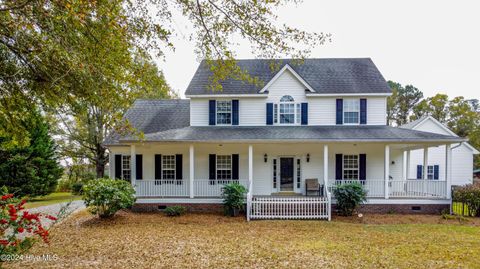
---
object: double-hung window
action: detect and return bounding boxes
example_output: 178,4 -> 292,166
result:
216,155 -> 232,181
343,155 -> 359,180
122,155 -> 131,180
343,99 -> 360,124
275,95 -> 300,124
162,155 -> 176,180
216,101 -> 232,125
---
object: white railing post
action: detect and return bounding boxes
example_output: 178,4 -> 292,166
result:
384,144 -> 390,199
446,144 -> 452,199
130,145 -> 136,188
323,144 -> 329,193
189,144 -> 194,198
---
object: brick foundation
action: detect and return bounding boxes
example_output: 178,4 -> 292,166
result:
132,203 -> 223,213
343,203 -> 449,215
133,202 -> 449,215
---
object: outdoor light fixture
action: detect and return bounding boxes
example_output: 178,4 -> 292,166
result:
264,154 -> 268,162
306,153 -> 310,162
391,161 -> 395,165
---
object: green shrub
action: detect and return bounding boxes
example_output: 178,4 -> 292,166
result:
453,183 -> 480,217
333,182 -> 367,216
57,178 -> 72,192
71,182 -> 84,195
221,183 -> 247,216
164,205 -> 187,217
83,178 -> 136,218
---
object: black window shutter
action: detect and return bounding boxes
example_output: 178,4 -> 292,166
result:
360,98 -> 367,124
266,103 -> 273,125
232,154 -> 239,180
416,165 -> 422,179
335,154 -> 343,180
114,155 -> 122,179
336,99 -> 343,125
136,155 -> 143,180
232,100 -> 239,125
359,154 -> 366,181
176,154 -> 183,180
155,154 -> 162,179
433,165 -> 439,180
301,103 -> 308,125
209,100 -> 216,125
209,154 -> 216,180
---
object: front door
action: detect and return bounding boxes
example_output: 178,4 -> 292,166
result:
280,157 -> 294,192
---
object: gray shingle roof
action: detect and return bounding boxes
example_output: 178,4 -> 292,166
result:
185,58 -> 392,95
118,125 -> 463,143
104,99 -> 190,145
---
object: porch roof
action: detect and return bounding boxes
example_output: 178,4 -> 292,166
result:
115,125 -> 464,144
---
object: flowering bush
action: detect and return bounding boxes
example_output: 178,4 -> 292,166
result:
83,178 -> 136,218
0,191 -> 55,256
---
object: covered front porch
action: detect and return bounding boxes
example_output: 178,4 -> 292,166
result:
109,140 -> 454,219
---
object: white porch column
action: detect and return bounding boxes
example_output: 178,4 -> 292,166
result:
130,145 -> 136,187
423,147 -> 428,195
323,144 -> 329,190
384,145 -> 390,199
402,150 -> 407,181
108,150 -> 114,179
189,144 -> 194,198
406,150 -> 411,180
248,145 -> 253,192
446,144 -> 452,199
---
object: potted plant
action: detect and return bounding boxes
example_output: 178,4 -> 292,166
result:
221,183 -> 247,217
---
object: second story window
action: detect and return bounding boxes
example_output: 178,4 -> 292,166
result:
343,99 -> 360,124
216,101 -> 232,125
275,95 -> 300,125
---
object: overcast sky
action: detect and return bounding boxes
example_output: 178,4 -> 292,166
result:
156,0 -> 479,100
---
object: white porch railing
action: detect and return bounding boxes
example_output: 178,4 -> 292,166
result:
249,196 -> 330,220
194,179 -> 249,197
328,179 -> 385,198
136,180 -> 189,197
135,179 -> 249,198
389,179 -> 447,198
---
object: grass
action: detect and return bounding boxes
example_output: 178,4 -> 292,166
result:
6,211 -> 480,269
24,192 -> 82,209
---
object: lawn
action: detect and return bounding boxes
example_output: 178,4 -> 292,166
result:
6,211 -> 480,269
24,192 -> 82,209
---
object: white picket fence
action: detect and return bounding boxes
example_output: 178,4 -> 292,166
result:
249,195 -> 331,220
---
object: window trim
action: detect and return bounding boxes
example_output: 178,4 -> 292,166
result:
121,155 -> 131,181
216,100 -> 232,125
342,154 -> 359,180
274,95 -> 301,125
343,98 -> 360,125
162,155 -> 176,180
216,154 -> 232,180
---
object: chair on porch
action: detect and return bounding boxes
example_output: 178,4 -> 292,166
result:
305,178 -> 324,196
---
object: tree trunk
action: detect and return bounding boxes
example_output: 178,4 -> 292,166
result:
95,144 -> 107,178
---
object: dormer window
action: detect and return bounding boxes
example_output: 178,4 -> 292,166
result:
216,100 -> 232,125
274,95 -> 300,125
343,99 -> 360,124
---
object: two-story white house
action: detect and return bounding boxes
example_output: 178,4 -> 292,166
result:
105,58 -> 473,220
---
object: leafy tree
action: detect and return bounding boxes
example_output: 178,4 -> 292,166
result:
387,81 -> 423,126
1,0 -> 328,145
0,111 -> 63,197
411,94 -> 449,123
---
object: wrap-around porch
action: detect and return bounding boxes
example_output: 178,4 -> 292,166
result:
110,141 -> 453,220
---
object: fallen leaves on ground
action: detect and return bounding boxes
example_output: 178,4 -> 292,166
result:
5,210 -> 480,269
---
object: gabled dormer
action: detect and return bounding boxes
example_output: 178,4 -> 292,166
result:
185,58 -> 392,126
